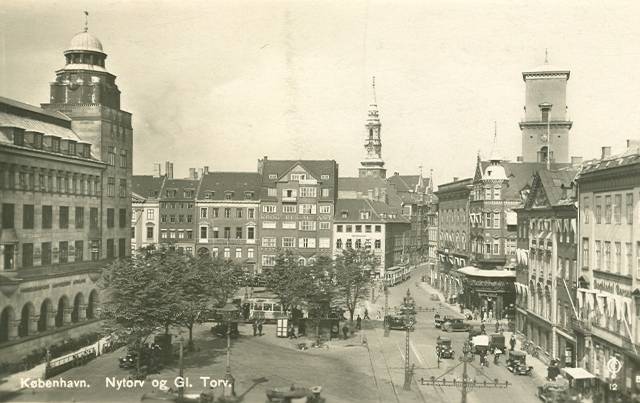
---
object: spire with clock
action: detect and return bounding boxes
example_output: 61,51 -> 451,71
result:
359,76 -> 387,178
518,50 -> 572,164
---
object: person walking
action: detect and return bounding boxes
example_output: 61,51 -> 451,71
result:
495,320 -> 500,333
509,334 -> 516,351
257,320 -> 263,336
364,309 -> 370,320
356,315 -> 362,330
252,320 -> 257,336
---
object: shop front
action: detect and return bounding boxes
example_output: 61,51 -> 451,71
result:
457,266 -> 515,320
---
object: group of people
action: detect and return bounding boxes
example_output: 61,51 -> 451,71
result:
251,319 -> 264,336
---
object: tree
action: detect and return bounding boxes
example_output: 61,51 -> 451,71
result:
334,248 -> 377,322
264,250 -> 308,312
199,256 -> 244,308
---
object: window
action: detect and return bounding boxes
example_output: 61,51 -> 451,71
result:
365,225 -> 372,233
336,239 -> 343,249
120,149 -> 128,168
212,228 -> 219,238
211,208 -> 218,218
614,194 -> 622,224
107,146 -> 115,166
319,205 -> 331,214
262,221 -> 276,229
170,215 -> 176,223
248,208 -> 255,219
615,242 -> 621,274
299,238 -> 316,248
107,177 -> 115,197
22,204 -> 34,229
319,238 -> 330,248
355,239 -> 362,249
282,205 -> 296,213
186,230 -> 193,239
375,225 -> 381,232
42,205 -> 52,229
626,193 -> 633,224
161,230 -> 168,239
22,243 -> 33,268
183,189 -> 194,198
90,207 -> 98,229
299,187 -> 317,198
263,205 -> 276,213
298,204 -> 316,214
247,227 -> 255,240
637,242 -> 640,278
375,240 -> 381,249
282,237 -> 295,247
337,225 -> 343,232
595,241 -> 602,270
147,209 -> 154,220
319,222 -> 330,230
493,239 -> 499,255
118,238 -> 126,258
604,242 -> 611,271
224,227 -> 231,239
321,174 -> 330,180
178,214 -> 184,223
236,227 -> 242,239
2,204 -> 15,229
299,221 -> 316,231
146,226 -> 154,239
244,192 -> 253,199
267,188 -> 277,197
119,209 -> 127,228
119,179 -> 127,198
283,189 -> 296,198
290,173 -> 306,181
485,212 -> 491,228
161,215 -> 167,223
178,231 -> 185,239
247,248 -> 254,258
59,206 -> 69,229
74,207 -> 84,229
321,188 -> 330,198
493,213 -> 500,228
626,242 -> 632,275
236,208 -> 243,218
223,248 -> 230,258
485,188 -> 492,200
200,226 -> 208,239
200,208 -> 207,218
354,225 -> 362,232
262,255 -> 276,267
262,237 -> 276,247
346,225 -> 352,232
235,248 -> 242,258
59,241 -> 69,263
41,242 -> 51,265
220,208 -> 229,218
605,196 -> 612,224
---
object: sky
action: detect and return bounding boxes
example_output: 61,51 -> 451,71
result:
2,0 -> 640,186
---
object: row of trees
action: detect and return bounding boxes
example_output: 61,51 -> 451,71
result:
99,247 -> 243,350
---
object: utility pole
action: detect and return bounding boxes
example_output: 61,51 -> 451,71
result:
383,285 -> 390,337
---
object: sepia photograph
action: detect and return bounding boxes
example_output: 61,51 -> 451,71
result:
1,1 -> 640,402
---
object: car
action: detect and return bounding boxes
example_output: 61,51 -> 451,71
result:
506,350 -> 533,375
489,333 -> 506,354
442,318 -> 471,332
436,336 -> 454,359
429,294 -> 440,302
385,315 -> 416,330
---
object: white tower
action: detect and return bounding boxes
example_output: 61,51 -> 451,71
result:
359,77 -> 386,178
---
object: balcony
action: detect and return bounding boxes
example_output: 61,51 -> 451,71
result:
281,196 -> 297,203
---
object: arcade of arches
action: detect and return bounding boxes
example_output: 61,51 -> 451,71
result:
0,289 -> 99,343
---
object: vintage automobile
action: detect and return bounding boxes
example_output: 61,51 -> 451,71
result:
436,336 -> 454,359
507,350 -> 533,375
266,385 -> 324,403
385,314 -> 415,330
434,313 -> 445,328
442,318 -> 471,332
429,294 -> 441,302
119,352 -> 137,369
471,334 -> 490,356
489,333 -> 506,354
537,381 -> 572,403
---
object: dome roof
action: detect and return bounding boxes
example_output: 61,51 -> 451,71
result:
66,31 -> 104,54
483,163 -> 507,181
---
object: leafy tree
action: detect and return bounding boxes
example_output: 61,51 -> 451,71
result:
264,250 -> 307,312
334,248 -> 377,322
199,256 -> 244,308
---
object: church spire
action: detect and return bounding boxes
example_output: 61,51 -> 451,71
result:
358,76 -> 386,179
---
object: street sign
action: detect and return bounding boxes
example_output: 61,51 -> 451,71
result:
607,357 -> 622,378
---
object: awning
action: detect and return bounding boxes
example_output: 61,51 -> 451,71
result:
506,211 -> 517,226
562,367 -> 596,380
596,295 -> 606,318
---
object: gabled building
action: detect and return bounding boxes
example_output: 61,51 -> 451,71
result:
131,175 -> 164,251
158,178 -> 198,254
257,158 -> 338,271
514,167 -> 578,366
195,172 -> 260,272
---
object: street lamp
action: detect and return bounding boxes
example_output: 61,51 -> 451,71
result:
218,303 -> 240,399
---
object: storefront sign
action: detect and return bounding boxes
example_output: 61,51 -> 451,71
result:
467,279 -> 514,292
593,279 -> 631,298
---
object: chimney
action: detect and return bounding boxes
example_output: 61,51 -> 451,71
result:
601,146 -> 611,160
203,166 -> 209,175
394,172 -> 399,176
571,156 -> 583,166
153,163 -> 162,178
189,168 -> 198,180
627,139 -> 640,150
516,156 -> 523,162
453,177 -> 459,182
165,161 -> 174,179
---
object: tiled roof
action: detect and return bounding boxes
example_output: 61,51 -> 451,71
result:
161,178 -> 199,200
132,175 -> 165,200
335,198 -> 409,223
260,159 -> 338,185
337,176 -> 404,208
578,144 -> 640,177
388,174 -> 430,192
197,172 -> 261,200
537,168 -> 578,206
478,161 -> 571,200
0,96 -> 71,122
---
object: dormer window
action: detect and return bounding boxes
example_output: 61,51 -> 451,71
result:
51,137 -> 61,152
360,211 -> 371,219
290,173 -> 306,181
205,191 -> 215,199
244,191 -> 253,199
13,131 -> 24,146
225,191 -> 234,200
268,174 -> 277,180
321,174 -> 330,180
341,211 -> 348,218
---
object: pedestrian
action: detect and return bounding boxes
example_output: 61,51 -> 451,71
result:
509,334 -> 516,351
257,320 -> 263,336
495,320 -> 500,333
364,309 -> 370,320
376,311 -> 381,320
356,315 -> 362,330
252,320 -> 257,336
342,324 -> 349,339
480,323 -> 486,334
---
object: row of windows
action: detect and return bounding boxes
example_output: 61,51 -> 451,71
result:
583,192 -> 635,225
469,212 -> 501,228
202,191 -> 255,200
198,226 -> 255,240
160,202 -> 195,209
1,203 -> 103,230
262,221 -> 331,230
106,146 -> 128,169
261,237 -> 331,249
163,189 -> 196,198
335,238 -> 382,250
17,238 -> 123,268
161,214 -> 193,223
470,238 -> 517,256
472,185 -> 502,201
0,169 -> 101,196
440,208 -> 468,225
336,224 -> 382,233
262,204 -> 331,214
161,230 -> 193,240
210,247 -> 255,259
106,177 -> 127,198
200,207 -> 255,219
581,238 -> 639,277
440,231 -> 467,251
266,187 -> 330,198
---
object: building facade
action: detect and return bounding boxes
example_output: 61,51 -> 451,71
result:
576,142 -> 640,401
158,179 -> 198,254
257,158 -> 338,271
131,175 -> 163,251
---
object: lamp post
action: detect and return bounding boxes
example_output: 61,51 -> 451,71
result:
218,303 -> 239,399
178,337 -> 184,401
383,285 -> 390,337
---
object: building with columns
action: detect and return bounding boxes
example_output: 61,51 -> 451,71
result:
0,26 -> 131,362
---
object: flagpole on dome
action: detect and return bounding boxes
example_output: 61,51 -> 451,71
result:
84,11 -> 89,33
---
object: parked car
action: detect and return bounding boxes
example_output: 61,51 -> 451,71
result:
506,350 -> 533,375
385,314 -> 415,330
436,336 -> 454,359
442,318 -> 471,332
434,313 -> 445,328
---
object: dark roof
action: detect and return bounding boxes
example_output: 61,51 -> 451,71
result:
132,175 -> 165,199
478,161 -> 571,200
578,144 -> 640,177
337,176 -> 404,208
335,199 -> 409,223
434,178 -> 473,195
388,174 -> 430,193
537,168 -> 578,206
0,96 -> 71,122
161,178 -> 199,200
260,159 -> 338,185
197,172 -> 261,200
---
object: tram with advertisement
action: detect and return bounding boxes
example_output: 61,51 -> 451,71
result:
384,264 -> 412,287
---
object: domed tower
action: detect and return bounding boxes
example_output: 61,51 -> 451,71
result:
42,17 -> 132,261
358,77 -> 386,178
